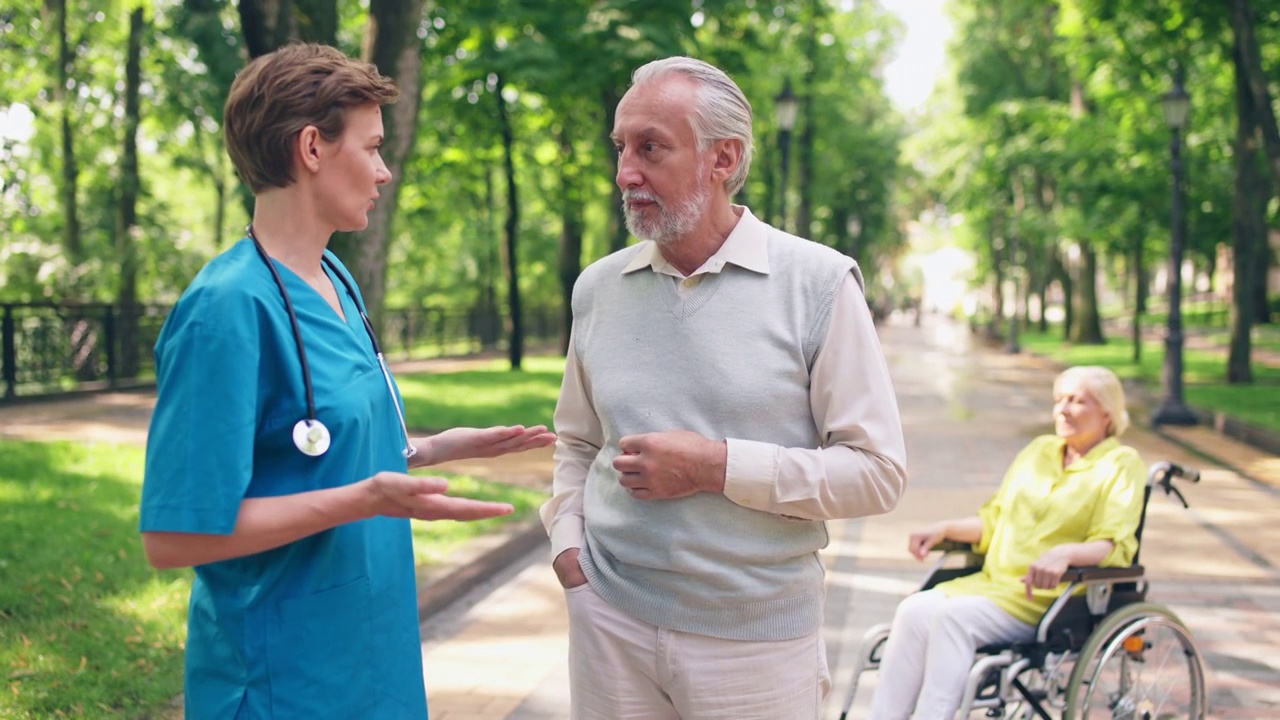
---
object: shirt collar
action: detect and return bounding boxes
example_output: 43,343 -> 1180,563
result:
1051,435 -> 1121,472
620,205 -> 771,276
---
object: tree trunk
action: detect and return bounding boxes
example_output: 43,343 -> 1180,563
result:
601,86 -> 629,254
495,74 -> 523,370
238,0 -> 337,56
46,0 -> 81,263
1228,0 -> 1280,199
1070,245 -> 1105,344
1038,284 -> 1049,333
295,0 -> 337,45
1228,35 -> 1268,383
987,238 -> 1005,341
1131,235 -> 1143,364
557,123 -> 583,355
327,0 -> 425,334
238,0 -> 298,58
213,151 -> 227,248
478,165 -> 500,349
1050,249 -> 1074,340
117,6 -> 145,379
1254,235 -> 1274,324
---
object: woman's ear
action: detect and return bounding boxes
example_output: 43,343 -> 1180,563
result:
296,125 -> 323,174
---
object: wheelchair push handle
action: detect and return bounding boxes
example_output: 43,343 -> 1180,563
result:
1149,461 -> 1199,509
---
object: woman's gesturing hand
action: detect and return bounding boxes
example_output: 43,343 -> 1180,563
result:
413,425 -> 556,467
362,472 -> 514,521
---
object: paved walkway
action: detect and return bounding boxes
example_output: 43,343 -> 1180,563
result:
3,319 -> 1278,718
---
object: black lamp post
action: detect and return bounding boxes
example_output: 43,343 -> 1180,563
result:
1152,70 -> 1198,427
775,81 -> 798,233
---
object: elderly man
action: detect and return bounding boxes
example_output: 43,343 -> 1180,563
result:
540,56 -> 908,719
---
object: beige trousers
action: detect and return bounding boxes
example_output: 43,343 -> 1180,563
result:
564,582 -> 830,720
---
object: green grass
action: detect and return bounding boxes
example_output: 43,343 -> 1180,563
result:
1018,330 -> 1280,431
0,441 -> 189,719
409,476 -> 547,566
0,437 -> 544,719
397,355 -> 565,431
1197,324 -> 1280,356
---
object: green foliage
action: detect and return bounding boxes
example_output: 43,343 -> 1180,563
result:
911,0 -> 1277,355
2,0 -> 908,317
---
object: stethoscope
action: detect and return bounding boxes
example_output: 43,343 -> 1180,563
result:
247,226 -> 416,460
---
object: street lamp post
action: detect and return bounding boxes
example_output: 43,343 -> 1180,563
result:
775,81 -> 798,233
1152,69 -> 1198,427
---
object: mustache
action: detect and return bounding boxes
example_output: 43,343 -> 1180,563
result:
622,189 -> 661,205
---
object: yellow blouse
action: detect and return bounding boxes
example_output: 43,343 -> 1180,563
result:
939,435 -> 1146,626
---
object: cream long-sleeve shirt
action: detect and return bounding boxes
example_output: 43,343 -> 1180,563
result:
540,211 -> 908,560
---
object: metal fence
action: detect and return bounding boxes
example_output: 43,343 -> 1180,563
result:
1,302 -> 563,402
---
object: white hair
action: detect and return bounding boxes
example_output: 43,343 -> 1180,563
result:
1055,365 -> 1131,437
629,56 -> 755,196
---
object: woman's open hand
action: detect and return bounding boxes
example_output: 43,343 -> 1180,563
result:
413,425 -> 556,467
362,471 -> 514,521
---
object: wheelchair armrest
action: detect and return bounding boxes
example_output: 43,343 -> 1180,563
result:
920,542 -> 986,591
1062,565 -> 1144,584
1036,565 -> 1148,644
934,540 -> 977,554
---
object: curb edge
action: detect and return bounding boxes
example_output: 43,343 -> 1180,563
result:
416,520 -> 549,622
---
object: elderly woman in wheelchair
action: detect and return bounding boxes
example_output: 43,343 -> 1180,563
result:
845,366 -> 1206,720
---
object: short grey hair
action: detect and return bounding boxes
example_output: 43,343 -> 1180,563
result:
1055,365 -> 1131,437
630,56 -> 755,196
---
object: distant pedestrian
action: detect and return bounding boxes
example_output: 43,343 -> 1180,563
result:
138,43 -> 553,719
541,56 -> 908,719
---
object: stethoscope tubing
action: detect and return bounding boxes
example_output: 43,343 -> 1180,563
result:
247,226 -> 415,459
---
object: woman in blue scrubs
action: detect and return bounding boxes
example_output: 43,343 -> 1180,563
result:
139,44 -> 555,719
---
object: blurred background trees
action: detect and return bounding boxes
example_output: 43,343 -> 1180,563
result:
1,0 -> 1276,379
0,0 -> 906,369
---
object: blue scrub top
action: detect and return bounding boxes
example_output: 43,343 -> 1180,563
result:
140,239 -> 428,719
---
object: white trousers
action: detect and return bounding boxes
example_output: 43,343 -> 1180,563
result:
564,583 -> 830,719
867,589 -> 1035,720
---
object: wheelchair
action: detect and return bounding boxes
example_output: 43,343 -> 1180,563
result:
837,461 -> 1208,720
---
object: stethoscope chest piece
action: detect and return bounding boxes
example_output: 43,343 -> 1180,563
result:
249,225 -> 415,460
293,419 -> 332,457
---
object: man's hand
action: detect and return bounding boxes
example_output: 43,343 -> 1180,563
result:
412,425 -> 556,467
361,471 -> 514,521
1022,545 -> 1073,600
612,431 -> 727,501
553,548 -> 588,589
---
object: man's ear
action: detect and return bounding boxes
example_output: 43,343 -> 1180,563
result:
296,125 -> 323,174
710,138 -> 743,185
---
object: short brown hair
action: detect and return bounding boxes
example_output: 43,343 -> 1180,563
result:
223,43 -> 399,193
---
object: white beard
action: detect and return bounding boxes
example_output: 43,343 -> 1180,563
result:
622,177 -> 710,246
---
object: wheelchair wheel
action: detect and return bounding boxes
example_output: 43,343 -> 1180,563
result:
1063,602 -> 1207,719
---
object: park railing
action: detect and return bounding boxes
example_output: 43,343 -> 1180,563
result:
0,302 -> 562,402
